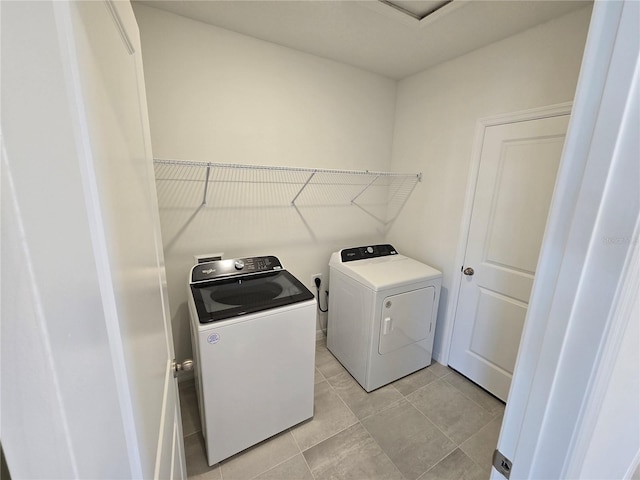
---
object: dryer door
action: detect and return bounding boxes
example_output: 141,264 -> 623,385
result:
379,287 -> 435,355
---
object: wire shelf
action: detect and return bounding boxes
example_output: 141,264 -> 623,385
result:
153,159 -> 421,224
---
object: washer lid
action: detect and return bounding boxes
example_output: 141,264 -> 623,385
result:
190,270 -> 314,323
330,251 -> 441,291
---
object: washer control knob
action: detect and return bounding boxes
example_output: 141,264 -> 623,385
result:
367,246 -> 374,254
234,259 -> 245,270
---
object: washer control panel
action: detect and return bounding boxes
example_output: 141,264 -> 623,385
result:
192,256 -> 282,282
341,244 -> 398,262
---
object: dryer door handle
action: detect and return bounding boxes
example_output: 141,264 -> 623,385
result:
382,317 -> 392,335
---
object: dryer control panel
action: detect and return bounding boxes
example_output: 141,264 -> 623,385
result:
341,244 -> 398,262
192,256 -> 283,282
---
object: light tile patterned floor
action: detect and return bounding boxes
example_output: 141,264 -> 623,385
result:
180,338 -> 504,480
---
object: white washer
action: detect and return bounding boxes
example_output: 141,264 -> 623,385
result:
328,244 -> 442,392
188,256 -> 315,466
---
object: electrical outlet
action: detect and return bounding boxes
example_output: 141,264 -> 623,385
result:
312,273 -> 322,289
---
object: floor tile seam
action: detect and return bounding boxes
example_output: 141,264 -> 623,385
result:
321,360 -> 435,421
298,445 -> 318,480
460,443 -> 494,479
442,372 -> 505,417
420,443 -> 459,480
356,399 -> 460,480
182,418 -> 202,438
414,446 -> 462,480
288,425 -> 307,459
182,426 -> 202,440
333,386 -> 406,423
300,420 -> 401,480
440,377 -> 503,431
357,397 -> 406,423
491,409 -> 505,420
320,369 -> 346,382
297,418 -> 360,454
393,373 -> 441,398
244,450 -> 303,480
321,375 -> 363,420
371,430 -> 459,480
314,353 -> 345,380
388,382 -> 404,398
355,423 -> 409,480
458,417 -> 501,470
183,430 -> 203,441
458,440 -> 491,475
403,391 -> 462,448
402,373 -> 449,399
425,362 -> 451,380
464,412 -> 502,443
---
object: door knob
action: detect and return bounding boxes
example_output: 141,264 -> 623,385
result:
463,267 -> 475,276
173,359 -> 194,377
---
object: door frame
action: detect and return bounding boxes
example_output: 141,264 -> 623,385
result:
493,0 -> 639,477
440,102 -> 572,366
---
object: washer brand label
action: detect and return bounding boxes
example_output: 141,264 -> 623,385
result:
202,268 -> 216,275
207,333 -> 220,344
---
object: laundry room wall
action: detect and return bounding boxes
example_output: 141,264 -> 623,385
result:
385,6 -> 593,362
132,4 -> 398,364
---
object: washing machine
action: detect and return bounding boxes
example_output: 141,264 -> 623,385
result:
327,244 -> 442,392
188,255 -> 316,466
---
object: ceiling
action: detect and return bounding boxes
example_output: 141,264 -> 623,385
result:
135,0 -> 590,80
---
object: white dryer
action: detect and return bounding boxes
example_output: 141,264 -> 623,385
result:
327,244 -> 442,392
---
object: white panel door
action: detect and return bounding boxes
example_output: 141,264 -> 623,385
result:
1,1 -> 185,478
449,115 -> 569,401
68,2 -> 186,477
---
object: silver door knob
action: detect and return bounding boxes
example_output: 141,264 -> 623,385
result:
173,359 -> 194,377
463,267 -> 475,276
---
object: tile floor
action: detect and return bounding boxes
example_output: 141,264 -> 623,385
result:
180,338 -> 504,480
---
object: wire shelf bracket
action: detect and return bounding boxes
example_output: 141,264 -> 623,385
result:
153,159 -> 422,223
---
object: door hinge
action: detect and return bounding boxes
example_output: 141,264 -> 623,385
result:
493,449 -> 512,479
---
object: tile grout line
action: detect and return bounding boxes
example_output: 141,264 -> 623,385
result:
316,351 -> 469,480
296,414 -> 360,454
439,373 -> 504,435
458,414 -> 503,475
183,354 -> 498,480
403,378 -> 466,448
415,447 -> 458,480
287,425 -> 318,480
356,390 -> 456,480
305,361 -> 408,479
442,371 -> 506,417
330,369 -> 457,480
245,449 -> 302,480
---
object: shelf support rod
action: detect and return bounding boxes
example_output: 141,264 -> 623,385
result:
201,164 -> 211,205
291,171 -> 316,206
351,175 -> 380,204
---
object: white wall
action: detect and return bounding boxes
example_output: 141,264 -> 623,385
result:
386,6 -> 592,361
133,4 -> 398,363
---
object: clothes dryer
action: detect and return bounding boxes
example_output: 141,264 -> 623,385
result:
328,244 -> 441,392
